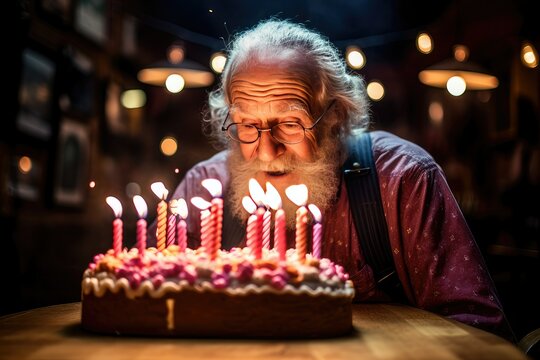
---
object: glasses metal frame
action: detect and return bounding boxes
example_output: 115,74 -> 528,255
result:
221,100 -> 335,144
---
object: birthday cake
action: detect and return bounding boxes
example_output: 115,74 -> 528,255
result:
81,245 -> 354,338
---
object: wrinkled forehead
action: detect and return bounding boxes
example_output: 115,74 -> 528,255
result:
227,50 -> 319,115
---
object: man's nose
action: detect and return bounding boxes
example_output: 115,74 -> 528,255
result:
257,131 -> 282,162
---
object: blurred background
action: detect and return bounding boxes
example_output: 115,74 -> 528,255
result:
3,0 -> 539,341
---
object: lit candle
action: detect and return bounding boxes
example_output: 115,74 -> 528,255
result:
191,196 -> 214,257
175,198 -> 188,252
106,196 -> 123,256
286,184 -> 309,262
133,195 -> 148,256
151,182 -> 169,252
201,179 -> 223,259
167,199 -> 177,248
248,179 -> 269,251
242,195 -> 261,259
308,204 -> 322,259
266,182 -> 286,261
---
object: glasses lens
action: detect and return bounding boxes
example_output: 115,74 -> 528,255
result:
228,124 -> 259,143
272,123 -> 305,144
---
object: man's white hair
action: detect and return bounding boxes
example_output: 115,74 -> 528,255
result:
203,18 -> 371,150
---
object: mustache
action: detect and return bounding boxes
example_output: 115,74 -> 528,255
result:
235,153 -> 302,174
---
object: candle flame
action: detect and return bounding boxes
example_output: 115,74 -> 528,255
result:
285,184 -> 308,206
265,182 -> 282,210
308,204 -> 322,223
171,198 -> 188,218
201,178 -> 222,197
242,195 -> 257,214
248,178 -> 266,206
169,199 -> 179,215
106,196 -> 122,218
151,182 -> 169,200
191,196 -> 211,210
133,195 -> 148,218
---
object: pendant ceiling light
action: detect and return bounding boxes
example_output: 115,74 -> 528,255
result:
419,44 -> 498,90
137,43 -> 215,90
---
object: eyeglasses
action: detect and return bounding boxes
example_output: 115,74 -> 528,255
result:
221,100 -> 335,144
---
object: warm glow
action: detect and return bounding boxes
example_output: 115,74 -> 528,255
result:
165,74 -> 185,93
191,196 -> 212,210
160,136 -> 178,156
202,178 -> 223,197
285,184 -> 308,206
521,42 -> 538,68
447,76 -> 466,96
265,182 -> 282,210
367,81 -> 385,101
133,195 -> 148,218
345,46 -> 366,69
106,196 -> 123,217
18,156 -> 32,174
308,204 -> 322,222
210,52 -> 227,73
416,32 -> 433,54
428,101 -> 444,125
174,168 -> 180,173
419,68 -> 498,90
167,44 -> 185,64
453,44 -> 469,62
242,196 -> 257,214
89,180 -> 96,188
121,89 -> 146,109
151,182 -> 169,200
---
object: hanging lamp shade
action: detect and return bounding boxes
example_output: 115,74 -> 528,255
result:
419,44 -> 498,90
137,43 -> 214,88
137,58 -> 215,88
419,57 -> 499,90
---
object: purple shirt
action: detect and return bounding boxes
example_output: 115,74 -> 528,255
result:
154,130 -> 514,341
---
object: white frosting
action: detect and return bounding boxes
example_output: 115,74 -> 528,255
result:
82,272 -> 355,299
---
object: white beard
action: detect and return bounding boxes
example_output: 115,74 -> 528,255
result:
226,141 -> 341,229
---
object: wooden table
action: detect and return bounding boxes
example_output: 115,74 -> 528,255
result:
0,302 -> 527,360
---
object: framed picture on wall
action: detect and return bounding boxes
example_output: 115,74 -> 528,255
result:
17,48 -> 57,141
53,118 -> 90,207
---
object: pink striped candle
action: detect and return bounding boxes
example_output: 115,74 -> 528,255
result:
106,196 -> 123,256
246,213 -> 259,258
202,179 -> 223,260
166,207 -> 176,248
176,198 -> 188,252
211,198 -> 223,259
275,208 -> 286,261
200,209 -> 214,254
191,196 -> 213,256
262,209 -> 271,250
177,218 -> 187,252
133,195 -> 148,256
266,182 -> 286,261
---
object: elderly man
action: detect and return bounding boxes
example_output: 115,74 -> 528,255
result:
154,19 -> 514,341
